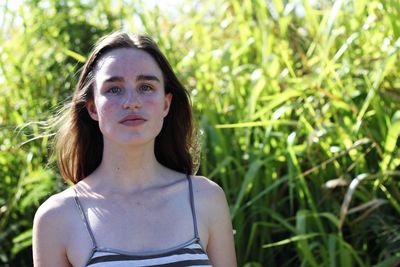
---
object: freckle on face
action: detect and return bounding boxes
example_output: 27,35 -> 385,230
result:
89,48 -> 171,146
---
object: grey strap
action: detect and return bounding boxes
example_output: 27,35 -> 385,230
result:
72,187 -> 98,249
186,175 -> 200,239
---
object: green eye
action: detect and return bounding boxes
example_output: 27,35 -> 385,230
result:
139,84 -> 153,92
108,86 -> 122,94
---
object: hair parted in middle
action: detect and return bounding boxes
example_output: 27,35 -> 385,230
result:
55,31 -> 199,184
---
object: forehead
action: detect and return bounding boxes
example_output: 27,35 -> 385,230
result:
94,48 -> 163,83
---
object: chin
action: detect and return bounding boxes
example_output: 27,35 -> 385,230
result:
102,127 -> 162,147
112,135 -> 156,147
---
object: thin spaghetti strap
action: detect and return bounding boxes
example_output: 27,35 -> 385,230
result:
72,187 -> 98,249
186,174 -> 200,239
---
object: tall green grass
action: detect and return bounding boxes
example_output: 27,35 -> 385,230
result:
1,0 -> 399,266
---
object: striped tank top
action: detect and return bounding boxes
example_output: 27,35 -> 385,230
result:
73,175 -> 213,266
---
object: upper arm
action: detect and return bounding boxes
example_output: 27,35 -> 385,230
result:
200,180 -> 237,267
33,197 -> 72,267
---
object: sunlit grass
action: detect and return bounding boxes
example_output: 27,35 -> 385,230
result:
0,0 -> 399,266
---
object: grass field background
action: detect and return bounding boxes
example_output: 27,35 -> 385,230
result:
0,0 -> 399,266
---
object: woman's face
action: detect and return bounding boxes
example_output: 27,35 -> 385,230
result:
87,48 -> 172,147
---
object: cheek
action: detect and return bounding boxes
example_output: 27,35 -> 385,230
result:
143,96 -> 167,113
143,98 -> 159,107
96,98 -> 120,118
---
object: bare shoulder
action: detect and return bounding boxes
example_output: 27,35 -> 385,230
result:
190,175 -> 226,197
34,187 -> 76,227
33,187 -> 77,266
190,175 -> 237,266
189,175 -> 229,221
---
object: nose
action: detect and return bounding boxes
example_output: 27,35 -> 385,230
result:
122,88 -> 141,110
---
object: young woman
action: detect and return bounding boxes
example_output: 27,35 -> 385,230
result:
32,32 -> 236,267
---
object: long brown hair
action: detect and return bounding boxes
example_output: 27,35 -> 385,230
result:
55,31 -> 198,184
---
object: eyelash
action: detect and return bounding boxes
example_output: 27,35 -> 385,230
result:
106,84 -> 155,94
107,86 -> 122,94
139,84 -> 154,92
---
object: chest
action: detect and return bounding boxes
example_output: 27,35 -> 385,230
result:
66,190 -> 203,267
88,194 -> 194,245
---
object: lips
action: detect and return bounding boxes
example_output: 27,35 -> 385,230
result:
119,114 -> 147,126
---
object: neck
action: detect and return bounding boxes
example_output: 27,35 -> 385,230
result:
90,140 -> 165,192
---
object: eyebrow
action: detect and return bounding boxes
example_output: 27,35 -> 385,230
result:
103,75 -> 161,83
136,75 -> 161,82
